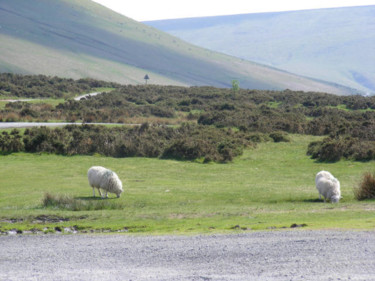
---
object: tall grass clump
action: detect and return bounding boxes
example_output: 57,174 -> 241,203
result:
42,193 -> 125,211
354,172 -> 375,200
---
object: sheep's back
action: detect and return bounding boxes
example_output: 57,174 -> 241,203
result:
315,171 -> 334,186
88,166 -> 107,188
316,177 -> 340,199
88,166 -> 123,194
316,177 -> 335,197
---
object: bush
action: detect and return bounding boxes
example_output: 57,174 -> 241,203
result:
307,137 -> 375,162
306,140 -> 322,159
3,124 -> 253,163
269,131 -> 290,142
354,172 -> 375,200
162,139 -> 207,161
0,130 -> 24,152
318,140 -> 344,162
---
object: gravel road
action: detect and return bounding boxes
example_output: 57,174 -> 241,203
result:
1,230 -> 374,281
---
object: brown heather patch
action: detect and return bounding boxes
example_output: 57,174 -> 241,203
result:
354,172 -> 375,200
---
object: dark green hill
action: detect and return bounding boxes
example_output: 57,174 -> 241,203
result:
0,0 -> 356,94
145,6 -> 375,95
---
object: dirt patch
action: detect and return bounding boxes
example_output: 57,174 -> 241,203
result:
31,215 -> 88,224
0,218 -> 24,223
32,215 -> 71,223
268,223 -> 308,230
0,215 -> 88,225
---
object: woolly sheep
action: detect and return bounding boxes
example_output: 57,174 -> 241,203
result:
315,170 -> 341,203
88,166 -> 123,198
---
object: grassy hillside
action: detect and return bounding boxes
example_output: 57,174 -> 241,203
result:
0,0 -> 355,94
145,6 -> 375,94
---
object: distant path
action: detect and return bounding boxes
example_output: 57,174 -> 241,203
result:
1,90 -> 123,130
0,122 -> 124,129
74,92 -> 101,101
0,230 -> 374,281
1,92 -> 118,129
1,91 -> 104,103
1,99 -> 37,102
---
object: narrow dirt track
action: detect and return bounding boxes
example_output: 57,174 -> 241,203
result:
0,122 -> 128,129
1,230 -> 374,280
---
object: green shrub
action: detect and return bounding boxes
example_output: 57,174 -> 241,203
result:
162,139 -> 208,161
318,140 -> 343,162
5,124 -> 252,163
0,130 -> 24,152
269,131 -> 290,142
307,137 -> 375,162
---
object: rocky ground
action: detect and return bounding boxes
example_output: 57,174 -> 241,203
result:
1,230 -> 374,280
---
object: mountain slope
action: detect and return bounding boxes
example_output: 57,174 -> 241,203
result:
0,0 -> 356,94
146,6 -> 375,94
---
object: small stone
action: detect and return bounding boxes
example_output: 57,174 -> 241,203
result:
55,226 -> 62,232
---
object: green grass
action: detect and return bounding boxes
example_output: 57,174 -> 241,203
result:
0,98 -> 65,109
0,134 -> 374,234
324,104 -> 375,113
267,101 -> 282,108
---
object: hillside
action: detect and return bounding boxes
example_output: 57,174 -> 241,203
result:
145,6 -> 375,95
0,0 -> 356,94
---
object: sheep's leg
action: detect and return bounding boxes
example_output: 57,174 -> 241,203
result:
98,188 -> 103,198
93,188 -> 96,197
105,191 -> 108,198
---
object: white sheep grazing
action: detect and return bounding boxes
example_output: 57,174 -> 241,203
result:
87,166 -> 123,198
315,171 -> 341,203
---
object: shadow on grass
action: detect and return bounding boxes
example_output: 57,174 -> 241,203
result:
283,198 -> 324,203
43,193 -> 125,211
0,151 -> 13,156
74,196 -> 118,201
303,198 -> 324,203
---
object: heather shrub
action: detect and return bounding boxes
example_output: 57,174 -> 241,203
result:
2,124 -> 254,163
307,137 -> 375,162
269,131 -> 290,142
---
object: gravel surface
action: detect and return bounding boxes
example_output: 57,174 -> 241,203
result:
1,230 -> 374,281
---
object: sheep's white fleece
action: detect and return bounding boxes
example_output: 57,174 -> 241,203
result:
315,171 -> 341,203
88,166 -> 123,198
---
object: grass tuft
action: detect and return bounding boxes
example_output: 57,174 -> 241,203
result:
42,193 -> 125,211
354,172 -> 375,200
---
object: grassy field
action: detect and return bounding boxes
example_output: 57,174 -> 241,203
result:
0,134 -> 374,234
